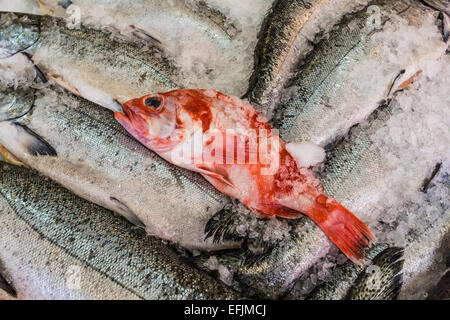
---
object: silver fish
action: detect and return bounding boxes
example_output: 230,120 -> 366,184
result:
246,0 -> 371,112
0,12 -> 179,112
0,86 -> 236,252
0,162 -> 242,299
274,0 -> 447,147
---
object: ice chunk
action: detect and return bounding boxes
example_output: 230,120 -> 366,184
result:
286,142 -> 326,168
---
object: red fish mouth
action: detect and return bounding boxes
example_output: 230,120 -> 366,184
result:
114,100 -> 137,130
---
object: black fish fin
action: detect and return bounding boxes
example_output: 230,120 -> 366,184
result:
109,197 -> 145,228
346,247 -> 404,300
6,123 -> 57,157
129,25 -> 162,46
442,12 -> 450,42
20,52 -> 48,83
204,204 -> 245,243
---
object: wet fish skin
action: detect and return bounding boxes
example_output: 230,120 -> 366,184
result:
0,163 -> 242,300
0,12 -> 179,112
246,0 -> 314,106
0,86 -> 234,252
306,246 -> 404,300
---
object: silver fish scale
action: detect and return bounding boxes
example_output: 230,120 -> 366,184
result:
275,19 -> 367,138
0,163 -> 241,299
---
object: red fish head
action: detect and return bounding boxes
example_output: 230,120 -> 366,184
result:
115,90 -> 214,153
115,93 -> 183,152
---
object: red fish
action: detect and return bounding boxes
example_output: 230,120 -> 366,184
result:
115,89 -> 372,263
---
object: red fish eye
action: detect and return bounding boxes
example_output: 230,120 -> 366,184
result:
144,96 -> 161,109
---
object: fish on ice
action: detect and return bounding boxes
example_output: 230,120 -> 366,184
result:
115,89 -> 373,263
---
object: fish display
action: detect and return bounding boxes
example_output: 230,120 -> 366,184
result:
115,89 -> 373,263
0,162 -> 242,299
0,12 -> 179,112
0,86 -> 235,252
0,0 -> 448,301
272,0 -> 447,147
306,245 -> 404,300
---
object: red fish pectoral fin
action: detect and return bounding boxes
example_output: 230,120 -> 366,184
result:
306,199 -> 373,264
196,165 -> 237,192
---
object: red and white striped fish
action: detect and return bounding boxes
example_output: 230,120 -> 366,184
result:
115,89 -> 372,263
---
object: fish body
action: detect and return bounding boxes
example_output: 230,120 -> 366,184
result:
246,0 -> 371,111
116,89 -> 373,263
0,86 -> 234,252
273,0 -> 447,147
0,163 -> 242,299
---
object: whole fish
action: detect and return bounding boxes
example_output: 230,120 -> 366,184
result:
246,0 -> 371,112
0,163 -> 242,299
0,86 -> 234,252
306,245 -> 404,300
115,89 -> 373,263
273,0 -> 448,147
0,12 -> 179,112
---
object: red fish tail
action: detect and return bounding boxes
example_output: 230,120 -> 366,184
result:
307,197 -> 373,264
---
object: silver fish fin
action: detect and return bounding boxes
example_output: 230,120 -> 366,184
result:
109,197 -> 145,228
443,12 -> 450,42
345,247 -> 404,300
0,122 -> 57,157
